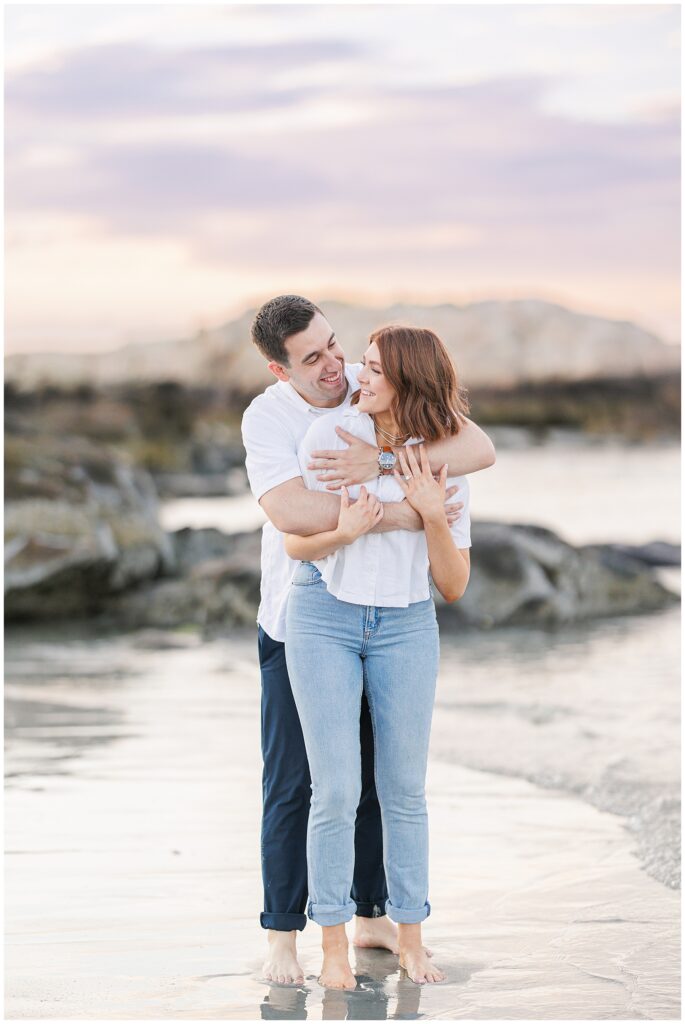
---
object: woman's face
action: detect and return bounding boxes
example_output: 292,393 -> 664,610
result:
356,340 -> 397,416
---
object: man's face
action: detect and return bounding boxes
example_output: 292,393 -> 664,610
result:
268,312 -> 347,408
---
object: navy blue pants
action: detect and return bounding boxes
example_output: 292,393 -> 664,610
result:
258,625 -> 388,931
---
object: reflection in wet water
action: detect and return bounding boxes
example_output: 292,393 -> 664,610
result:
258,960 -> 425,1021
256,948 -> 479,1020
5,695 -> 128,783
260,983 -> 309,1020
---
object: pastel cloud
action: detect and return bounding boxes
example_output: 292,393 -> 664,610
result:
6,38 -> 363,117
4,13 -> 680,352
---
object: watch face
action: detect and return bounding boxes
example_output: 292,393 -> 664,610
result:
379,450 -> 396,470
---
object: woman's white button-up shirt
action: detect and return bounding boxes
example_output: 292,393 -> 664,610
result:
297,403 -> 471,608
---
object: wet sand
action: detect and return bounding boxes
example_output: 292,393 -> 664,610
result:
5,627 -> 680,1020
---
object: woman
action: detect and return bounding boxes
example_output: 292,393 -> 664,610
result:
283,325 -> 472,989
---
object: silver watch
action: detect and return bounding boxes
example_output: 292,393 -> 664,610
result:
377,446 -> 397,476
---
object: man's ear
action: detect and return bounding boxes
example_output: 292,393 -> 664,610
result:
267,361 -> 290,383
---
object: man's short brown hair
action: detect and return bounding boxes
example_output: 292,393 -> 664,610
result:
251,295 -> 323,366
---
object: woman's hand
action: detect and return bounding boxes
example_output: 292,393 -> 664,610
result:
393,444 -> 450,524
336,485 -> 384,544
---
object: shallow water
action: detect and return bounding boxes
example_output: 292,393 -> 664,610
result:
434,604 -> 681,889
5,436 -> 681,1018
6,604 -> 680,891
4,617 -> 680,1019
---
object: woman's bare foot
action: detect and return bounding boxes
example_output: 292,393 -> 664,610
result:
262,930 -> 305,985
352,915 -> 433,957
320,924 -> 356,990
398,923 -> 445,985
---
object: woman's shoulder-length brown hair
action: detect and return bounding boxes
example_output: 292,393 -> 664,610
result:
351,324 -> 470,441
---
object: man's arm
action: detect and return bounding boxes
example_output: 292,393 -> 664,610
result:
260,477 -> 424,536
260,477 -> 465,537
307,418 -> 496,489
242,402 -> 433,537
283,486 -> 383,561
420,419 -> 496,476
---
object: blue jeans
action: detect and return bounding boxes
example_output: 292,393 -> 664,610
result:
285,561 -> 440,927
257,626 -> 388,931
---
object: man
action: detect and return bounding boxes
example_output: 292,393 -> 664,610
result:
241,295 -> 495,984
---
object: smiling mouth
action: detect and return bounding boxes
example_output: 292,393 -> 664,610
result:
360,389 -> 376,396
320,372 -> 342,384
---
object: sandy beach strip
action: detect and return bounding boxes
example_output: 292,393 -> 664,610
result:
5,631 -> 680,1020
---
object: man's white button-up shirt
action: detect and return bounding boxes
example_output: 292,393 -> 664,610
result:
241,364 -> 362,642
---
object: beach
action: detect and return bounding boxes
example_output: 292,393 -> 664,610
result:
5,1 -> 681,1017
5,615 -> 680,1020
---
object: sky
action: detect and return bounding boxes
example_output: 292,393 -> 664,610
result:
4,2 -> 681,354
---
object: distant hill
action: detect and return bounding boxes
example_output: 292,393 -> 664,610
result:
5,299 -> 680,393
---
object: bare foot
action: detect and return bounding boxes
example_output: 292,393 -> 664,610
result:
352,916 -> 433,957
320,947 -> 356,990
262,930 -> 305,985
399,943 -> 445,985
320,925 -> 356,990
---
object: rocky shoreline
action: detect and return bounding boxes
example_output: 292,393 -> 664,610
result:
5,431 -> 679,631
101,524 -> 682,633
5,508 -> 679,634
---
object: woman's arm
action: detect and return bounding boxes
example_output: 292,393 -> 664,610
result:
283,485 -> 383,561
283,528 -> 346,562
393,445 -> 471,603
422,520 -> 470,602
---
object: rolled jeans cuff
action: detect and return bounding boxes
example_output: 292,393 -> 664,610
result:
385,899 -> 431,924
260,911 -> 307,932
354,899 -> 387,919
308,899 -> 357,927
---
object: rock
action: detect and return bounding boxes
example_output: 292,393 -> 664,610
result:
606,541 -> 681,567
5,436 -> 176,621
170,526 -> 261,575
152,467 -> 247,499
99,575 -> 260,631
100,528 -> 262,630
105,521 -> 676,634
435,522 -> 678,629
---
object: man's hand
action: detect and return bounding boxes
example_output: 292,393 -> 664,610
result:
374,484 -> 464,533
308,427 -> 378,489
444,486 -> 465,527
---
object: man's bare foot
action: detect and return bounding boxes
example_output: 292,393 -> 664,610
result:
262,929 -> 305,985
352,916 -> 433,958
320,924 -> 356,990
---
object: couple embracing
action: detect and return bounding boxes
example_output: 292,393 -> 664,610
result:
241,295 -> 495,988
